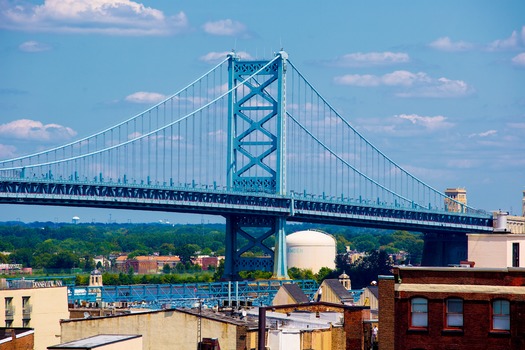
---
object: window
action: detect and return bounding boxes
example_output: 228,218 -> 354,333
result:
22,296 -> 30,308
445,298 -> 463,328
4,297 -> 14,317
513,243 -> 520,267
492,299 -> 510,331
22,296 -> 31,320
5,320 -> 13,328
411,297 -> 428,328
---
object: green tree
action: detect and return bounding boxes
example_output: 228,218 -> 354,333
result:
159,243 -> 175,256
351,234 -> 378,252
336,250 -> 393,289
288,267 -> 315,280
162,263 -> 171,274
175,244 -> 199,264
47,251 -> 78,270
213,259 -> 225,281
9,248 -> 34,267
315,267 -> 335,284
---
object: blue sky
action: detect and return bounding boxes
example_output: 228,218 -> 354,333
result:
0,0 -> 524,223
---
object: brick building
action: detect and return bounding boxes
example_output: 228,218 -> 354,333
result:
194,256 -> 220,270
0,328 -> 34,350
378,267 -> 525,350
116,256 -> 181,274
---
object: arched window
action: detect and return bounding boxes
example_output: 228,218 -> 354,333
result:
411,297 -> 428,328
492,299 -> 510,331
445,298 -> 463,328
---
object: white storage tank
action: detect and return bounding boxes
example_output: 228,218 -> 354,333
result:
286,230 -> 336,273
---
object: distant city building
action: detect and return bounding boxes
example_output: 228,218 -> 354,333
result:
93,256 -> 111,270
339,272 -> 351,290
444,187 -> 467,213
347,251 -> 366,264
193,255 -> 220,270
88,270 -> 103,288
116,255 -> 182,274
378,267 -> 525,350
493,211 -> 525,234
0,278 -> 69,350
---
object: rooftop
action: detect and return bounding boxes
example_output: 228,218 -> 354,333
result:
48,334 -> 141,349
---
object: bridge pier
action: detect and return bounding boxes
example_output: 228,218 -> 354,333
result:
223,215 -> 289,281
421,232 -> 468,266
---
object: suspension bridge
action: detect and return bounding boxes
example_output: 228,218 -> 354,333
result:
0,51 -> 493,279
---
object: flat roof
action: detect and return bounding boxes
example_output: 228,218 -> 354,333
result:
48,334 -> 141,349
395,266 -> 525,272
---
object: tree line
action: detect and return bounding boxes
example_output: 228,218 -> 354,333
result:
0,222 -> 423,288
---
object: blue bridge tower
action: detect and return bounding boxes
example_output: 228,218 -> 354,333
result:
224,51 -> 289,280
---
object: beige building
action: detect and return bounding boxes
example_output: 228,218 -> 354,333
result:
0,279 -> 69,350
60,308 -> 251,350
468,233 -> 525,268
315,279 -> 355,304
444,187 -> 467,213
272,283 -> 310,306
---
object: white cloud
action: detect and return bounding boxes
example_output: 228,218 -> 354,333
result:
199,51 -> 253,64
328,52 -> 410,67
512,53 -> 525,66
508,122 -> 525,130
488,29 -> 521,51
334,74 -> 381,87
396,77 -> 471,98
202,19 -> 247,36
0,0 -> 188,36
395,114 -> 454,131
429,37 -> 473,52
19,40 -> 51,52
0,144 -> 17,158
125,91 -> 167,104
335,71 -> 472,98
0,119 -> 77,142
382,71 -> 430,86
468,130 -> 497,138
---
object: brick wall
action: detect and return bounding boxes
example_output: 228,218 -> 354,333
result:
344,308 -> 370,349
378,275 -> 395,350
0,330 -> 34,350
389,267 -> 525,350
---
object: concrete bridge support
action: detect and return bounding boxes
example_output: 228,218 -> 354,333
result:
421,232 -> 468,266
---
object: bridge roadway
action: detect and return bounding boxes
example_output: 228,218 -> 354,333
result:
0,179 -> 493,234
